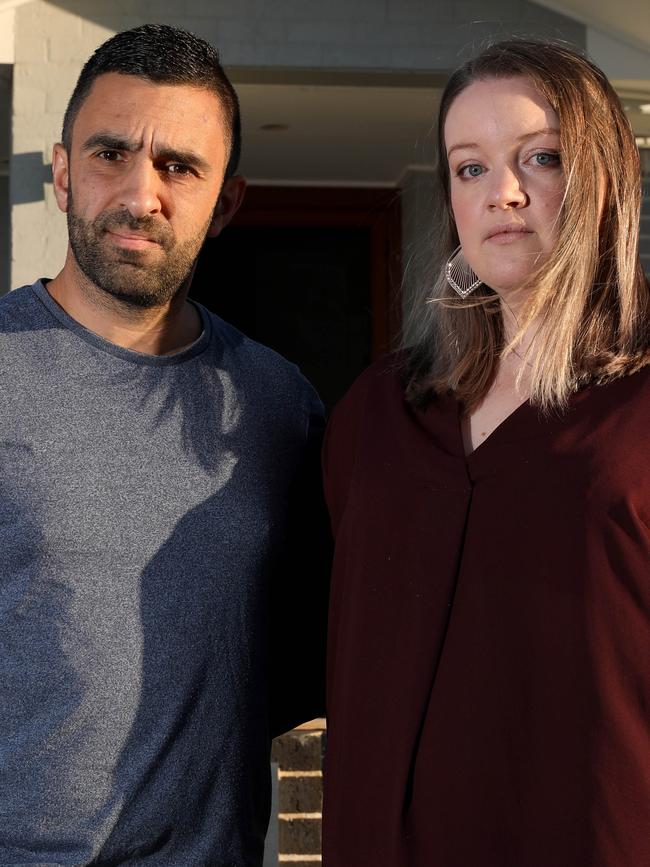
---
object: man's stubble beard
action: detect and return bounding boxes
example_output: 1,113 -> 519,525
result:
66,185 -> 213,309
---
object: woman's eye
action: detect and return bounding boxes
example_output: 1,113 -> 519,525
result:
459,164 -> 483,178
533,152 -> 561,167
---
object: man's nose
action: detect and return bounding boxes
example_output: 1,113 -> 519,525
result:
118,160 -> 163,219
488,164 -> 528,210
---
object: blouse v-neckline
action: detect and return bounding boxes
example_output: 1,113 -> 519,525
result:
459,396 -> 532,459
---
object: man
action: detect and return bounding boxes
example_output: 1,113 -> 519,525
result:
0,24 -> 327,866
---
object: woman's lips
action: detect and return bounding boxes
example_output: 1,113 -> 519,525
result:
485,225 -> 532,245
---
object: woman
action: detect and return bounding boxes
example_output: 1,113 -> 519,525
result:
322,40 -> 650,867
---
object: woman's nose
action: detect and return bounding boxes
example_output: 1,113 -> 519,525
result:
488,164 -> 528,210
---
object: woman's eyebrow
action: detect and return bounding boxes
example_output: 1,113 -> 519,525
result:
517,126 -> 560,142
446,141 -> 478,158
446,127 -> 560,159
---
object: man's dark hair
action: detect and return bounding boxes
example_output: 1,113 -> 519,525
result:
62,24 -> 241,178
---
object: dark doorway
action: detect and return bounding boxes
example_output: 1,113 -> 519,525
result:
190,186 -> 401,410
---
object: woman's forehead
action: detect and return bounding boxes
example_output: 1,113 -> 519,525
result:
443,76 -> 559,150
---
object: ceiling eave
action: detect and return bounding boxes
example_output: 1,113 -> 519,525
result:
533,0 -> 650,55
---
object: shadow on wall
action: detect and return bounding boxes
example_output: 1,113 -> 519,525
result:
12,152 -> 52,205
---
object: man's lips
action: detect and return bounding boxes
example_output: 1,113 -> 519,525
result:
105,230 -> 163,250
485,224 -> 532,244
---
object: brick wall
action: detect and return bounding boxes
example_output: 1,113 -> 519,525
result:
272,722 -> 326,865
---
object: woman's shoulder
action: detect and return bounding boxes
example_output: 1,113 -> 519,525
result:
323,353 -> 407,528
339,350 -> 410,411
589,360 -> 650,415
329,353 -> 405,437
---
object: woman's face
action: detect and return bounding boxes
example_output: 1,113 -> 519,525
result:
444,75 -> 565,297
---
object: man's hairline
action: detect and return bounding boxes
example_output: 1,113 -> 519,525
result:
62,71 -> 234,155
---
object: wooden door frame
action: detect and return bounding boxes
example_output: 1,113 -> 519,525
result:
230,185 -> 402,357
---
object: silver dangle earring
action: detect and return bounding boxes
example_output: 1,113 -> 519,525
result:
445,245 -> 482,298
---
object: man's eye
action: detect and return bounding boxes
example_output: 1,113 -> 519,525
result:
167,164 -> 193,176
97,150 -> 121,161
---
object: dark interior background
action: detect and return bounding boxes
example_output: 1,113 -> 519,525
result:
191,224 -> 373,411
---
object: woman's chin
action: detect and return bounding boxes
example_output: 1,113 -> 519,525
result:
479,270 -> 537,300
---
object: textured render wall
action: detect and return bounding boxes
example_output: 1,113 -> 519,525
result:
10,0 -> 584,289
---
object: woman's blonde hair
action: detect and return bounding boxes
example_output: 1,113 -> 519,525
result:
402,39 -> 650,411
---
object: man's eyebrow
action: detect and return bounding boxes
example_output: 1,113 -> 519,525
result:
153,146 -> 212,174
81,132 -> 139,152
80,133 -> 212,173
446,127 -> 560,159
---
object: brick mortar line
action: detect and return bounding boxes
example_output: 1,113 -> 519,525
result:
278,812 -> 322,820
278,770 -> 323,778
278,857 -> 322,863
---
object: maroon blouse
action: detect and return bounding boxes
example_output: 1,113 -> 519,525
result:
322,357 -> 650,867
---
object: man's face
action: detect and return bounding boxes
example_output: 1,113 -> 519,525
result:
57,73 -> 230,307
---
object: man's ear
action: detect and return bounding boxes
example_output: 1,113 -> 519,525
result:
207,175 -> 247,238
52,143 -> 70,214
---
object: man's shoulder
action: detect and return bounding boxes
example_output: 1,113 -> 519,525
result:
204,308 -> 323,418
205,309 -> 311,386
0,281 -> 49,332
207,310 -> 294,370
0,282 -> 39,312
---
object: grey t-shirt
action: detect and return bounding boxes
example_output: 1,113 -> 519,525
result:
0,281 -> 325,866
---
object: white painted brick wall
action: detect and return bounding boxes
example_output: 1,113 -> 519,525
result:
9,0 -> 584,289
0,8 -> 16,64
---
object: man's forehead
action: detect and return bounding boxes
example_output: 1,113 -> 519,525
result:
74,72 -> 227,140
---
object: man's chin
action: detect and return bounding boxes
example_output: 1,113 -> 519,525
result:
101,243 -> 164,266
97,285 -> 172,308
70,229 -> 200,310
90,269 -> 185,309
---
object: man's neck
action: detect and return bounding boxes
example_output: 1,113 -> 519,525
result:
46,256 -> 203,356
